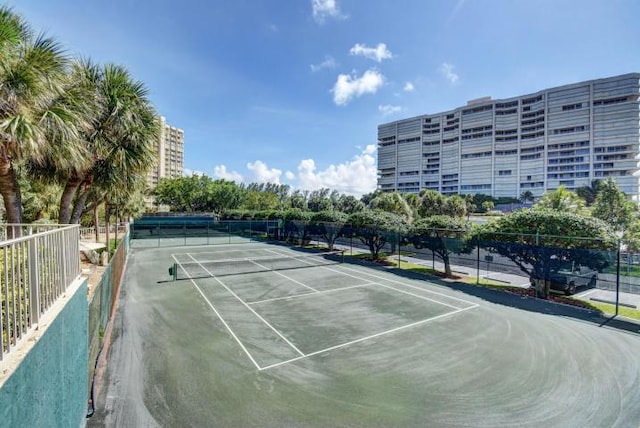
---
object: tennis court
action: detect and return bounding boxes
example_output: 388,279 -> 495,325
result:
171,247 -> 477,371
91,241 -> 640,428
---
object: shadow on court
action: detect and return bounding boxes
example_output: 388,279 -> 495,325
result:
330,253 -> 640,336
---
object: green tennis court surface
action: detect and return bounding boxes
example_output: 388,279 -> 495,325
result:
90,242 -> 640,428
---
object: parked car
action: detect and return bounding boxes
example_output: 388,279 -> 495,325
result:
530,260 -> 598,295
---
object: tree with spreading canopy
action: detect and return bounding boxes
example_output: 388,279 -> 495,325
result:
348,210 -> 407,259
409,216 -> 469,277
472,209 -> 615,298
309,210 -> 348,250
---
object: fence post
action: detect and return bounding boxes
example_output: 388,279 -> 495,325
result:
397,231 -> 401,267
616,237 -> 621,315
476,240 -> 480,285
28,238 -> 41,327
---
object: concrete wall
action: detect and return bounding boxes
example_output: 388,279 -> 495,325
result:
0,279 -> 88,428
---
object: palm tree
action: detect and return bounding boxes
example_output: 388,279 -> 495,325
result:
51,62 -> 159,224
0,7 -> 83,226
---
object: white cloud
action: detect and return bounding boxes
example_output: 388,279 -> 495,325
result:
403,82 -> 415,92
312,0 -> 346,24
310,55 -> 337,72
246,160 -> 282,184
285,171 -> 295,180
349,43 -> 393,62
296,145 -> 377,196
332,69 -> 385,106
439,62 -> 459,84
213,165 -> 244,182
183,168 -> 205,176
378,104 -> 402,116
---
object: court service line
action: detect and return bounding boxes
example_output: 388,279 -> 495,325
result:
171,255 -> 262,371
259,305 -> 477,371
186,254 -> 306,357
263,249 -> 465,310
247,259 -> 319,292
247,282 -> 378,306
265,248 -> 477,307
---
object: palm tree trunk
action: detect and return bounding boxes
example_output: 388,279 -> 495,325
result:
105,203 -> 111,263
0,155 -> 23,228
59,176 -> 82,224
93,202 -> 100,242
70,181 -> 92,224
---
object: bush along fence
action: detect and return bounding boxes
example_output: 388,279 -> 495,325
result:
86,227 -> 130,417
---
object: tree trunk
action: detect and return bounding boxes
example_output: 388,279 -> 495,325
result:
70,181 -> 92,224
59,176 -> 83,224
443,252 -> 452,277
93,202 -> 100,242
105,203 -> 111,263
0,155 -> 24,230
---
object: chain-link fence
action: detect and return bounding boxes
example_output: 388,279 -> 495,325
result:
281,220 -> 637,315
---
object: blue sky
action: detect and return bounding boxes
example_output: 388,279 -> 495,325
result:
11,0 -> 640,196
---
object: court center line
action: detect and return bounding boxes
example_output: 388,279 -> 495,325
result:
186,254 -> 306,357
263,249 -> 464,310
247,282 -> 378,306
246,259 -> 319,292
171,255 -> 262,371
259,305 -> 478,371
265,248 -> 477,307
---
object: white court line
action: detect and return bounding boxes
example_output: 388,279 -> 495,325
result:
259,305 -> 477,371
186,254 -> 306,357
265,248 -> 477,307
248,282 -> 378,305
171,255 -> 261,371
263,249 -> 469,311
247,259 -> 319,292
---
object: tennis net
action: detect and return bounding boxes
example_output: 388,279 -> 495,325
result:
171,250 -> 344,280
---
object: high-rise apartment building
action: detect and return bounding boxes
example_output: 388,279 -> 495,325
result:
377,73 -> 640,200
147,116 -> 184,188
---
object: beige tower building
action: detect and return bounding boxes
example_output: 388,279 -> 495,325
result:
147,116 -> 184,188
146,116 -> 184,209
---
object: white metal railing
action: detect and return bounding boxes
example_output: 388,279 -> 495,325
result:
1,224 -> 81,360
79,225 -> 127,241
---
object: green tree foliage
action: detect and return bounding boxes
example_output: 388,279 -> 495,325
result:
335,194 -> 364,214
244,182 -> 290,209
591,178 -> 636,232
309,210 -> 348,250
519,190 -> 535,205
242,190 -> 279,211
20,172 -> 62,222
575,180 -> 601,206
360,189 -> 383,207
473,210 -> 615,298
289,190 -> 307,210
307,188 -> 333,212
153,175 -> 244,216
533,186 -> 586,213
0,7 -> 84,225
281,208 -> 311,243
418,190 -> 467,218
54,62 -> 159,224
481,201 -> 495,213
369,191 -> 414,222
348,210 -> 407,259
409,216 -> 468,277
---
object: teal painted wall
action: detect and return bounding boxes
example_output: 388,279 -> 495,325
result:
0,279 -> 88,428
